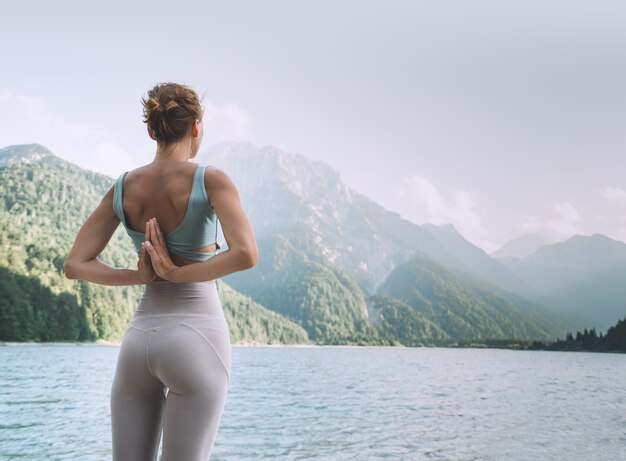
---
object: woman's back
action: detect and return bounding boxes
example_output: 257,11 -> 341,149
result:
114,161 -> 219,265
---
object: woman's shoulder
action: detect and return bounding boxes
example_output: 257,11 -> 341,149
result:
202,165 -> 237,194
114,164 -> 149,181
202,164 -> 230,180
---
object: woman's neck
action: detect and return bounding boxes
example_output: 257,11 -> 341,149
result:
154,138 -> 195,162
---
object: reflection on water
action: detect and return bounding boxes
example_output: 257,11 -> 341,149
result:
0,345 -> 624,460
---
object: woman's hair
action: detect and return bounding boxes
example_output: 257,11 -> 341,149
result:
142,82 -> 203,144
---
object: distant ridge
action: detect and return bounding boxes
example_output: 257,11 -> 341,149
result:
492,232 -> 563,259
527,234 -> 626,270
0,143 -> 55,166
502,233 -> 626,329
422,223 -> 533,297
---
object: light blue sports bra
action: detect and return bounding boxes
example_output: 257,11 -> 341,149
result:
112,165 -> 220,261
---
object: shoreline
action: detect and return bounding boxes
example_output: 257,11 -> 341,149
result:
0,340 -> 404,348
0,340 -> 623,353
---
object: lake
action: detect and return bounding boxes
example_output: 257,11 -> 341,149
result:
0,345 -> 624,460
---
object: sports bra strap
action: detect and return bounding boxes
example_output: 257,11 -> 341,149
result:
112,172 -> 128,226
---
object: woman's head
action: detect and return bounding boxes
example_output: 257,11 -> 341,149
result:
142,82 -> 204,156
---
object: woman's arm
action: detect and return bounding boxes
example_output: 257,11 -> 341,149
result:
64,186 -> 151,286
143,167 -> 259,283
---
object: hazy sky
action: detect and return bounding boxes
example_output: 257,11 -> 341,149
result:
2,0 -> 626,252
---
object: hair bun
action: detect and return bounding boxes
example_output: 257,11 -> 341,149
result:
141,82 -> 203,144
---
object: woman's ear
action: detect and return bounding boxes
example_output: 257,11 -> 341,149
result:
191,119 -> 200,138
147,126 -> 157,141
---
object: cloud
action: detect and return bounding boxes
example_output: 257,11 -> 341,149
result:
83,142 -> 136,178
202,99 -> 251,143
0,89 -> 108,139
551,201 -> 581,222
520,201 -> 585,237
600,187 -> 626,202
393,174 -> 490,248
0,88 -> 140,178
395,175 -> 444,216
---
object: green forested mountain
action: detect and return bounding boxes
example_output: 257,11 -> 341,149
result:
366,294 -> 451,346
218,281 -> 310,345
0,144 -> 310,343
0,145 -> 140,340
222,230 -> 571,345
378,253 -> 561,342
0,265 -> 92,341
223,229 -> 381,344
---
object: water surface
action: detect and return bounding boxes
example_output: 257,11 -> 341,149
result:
0,345 -> 624,460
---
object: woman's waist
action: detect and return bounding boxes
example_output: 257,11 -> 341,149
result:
139,279 -> 219,301
142,279 -> 217,293
133,280 -> 224,318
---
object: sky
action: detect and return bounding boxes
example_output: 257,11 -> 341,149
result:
1,0 -> 626,253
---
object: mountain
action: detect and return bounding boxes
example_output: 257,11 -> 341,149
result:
548,262 -> 626,330
366,293 -> 451,346
199,142 -> 570,344
419,226 -> 572,335
221,228 -> 381,344
0,144 -> 310,343
200,142 -> 536,298
492,232 -> 563,259
422,223 -> 533,297
377,253 -> 564,342
0,143 -> 56,167
218,281 -> 310,345
502,234 -> 626,294
501,234 -> 626,329
527,234 -> 626,272
199,141 -> 458,296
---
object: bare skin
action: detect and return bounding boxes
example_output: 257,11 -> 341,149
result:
64,120 -> 259,285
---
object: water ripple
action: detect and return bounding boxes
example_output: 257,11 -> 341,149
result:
0,346 -> 624,460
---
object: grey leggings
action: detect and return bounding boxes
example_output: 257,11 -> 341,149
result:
110,280 -> 231,461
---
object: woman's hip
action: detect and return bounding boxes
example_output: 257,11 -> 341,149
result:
119,279 -> 232,385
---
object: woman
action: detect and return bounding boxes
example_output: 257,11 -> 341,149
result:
64,82 -> 258,461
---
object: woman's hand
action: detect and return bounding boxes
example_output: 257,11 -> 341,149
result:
137,223 -> 159,283
137,244 -> 158,283
143,217 -> 179,281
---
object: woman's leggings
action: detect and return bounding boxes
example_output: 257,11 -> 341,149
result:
110,280 -> 231,461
